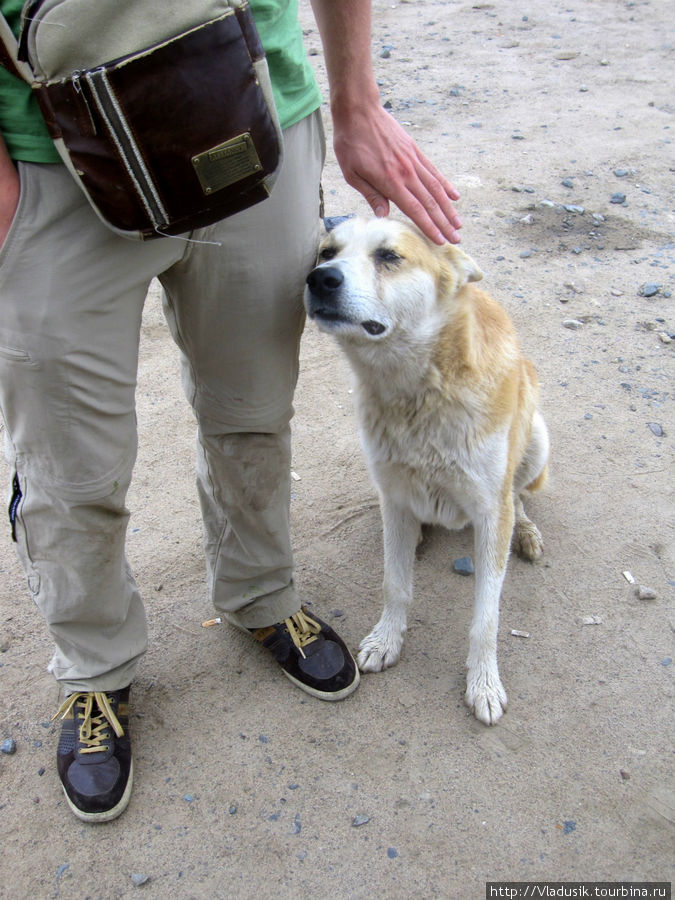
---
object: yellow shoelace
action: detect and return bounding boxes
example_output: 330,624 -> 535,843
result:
284,610 -> 322,659
53,691 -> 124,754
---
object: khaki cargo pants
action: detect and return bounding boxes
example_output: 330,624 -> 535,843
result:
0,111 -> 325,694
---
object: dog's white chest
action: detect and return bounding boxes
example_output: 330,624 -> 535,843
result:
359,396 -> 505,528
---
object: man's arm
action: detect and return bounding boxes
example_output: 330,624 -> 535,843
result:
310,0 -> 462,245
0,135 -> 20,247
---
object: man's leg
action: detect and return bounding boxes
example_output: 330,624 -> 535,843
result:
0,162 -> 182,818
160,111 -> 359,699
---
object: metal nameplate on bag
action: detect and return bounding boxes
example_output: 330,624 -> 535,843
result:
191,133 -> 263,195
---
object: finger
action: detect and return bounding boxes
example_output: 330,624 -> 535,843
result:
415,149 -> 461,203
346,172 -> 391,219
398,189 -> 461,245
415,166 -> 463,234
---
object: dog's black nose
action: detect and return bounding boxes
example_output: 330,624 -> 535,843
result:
306,265 -> 344,297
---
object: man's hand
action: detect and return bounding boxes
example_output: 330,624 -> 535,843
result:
332,101 -> 462,245
0,136 -> 20,249
311,0 -> 462,245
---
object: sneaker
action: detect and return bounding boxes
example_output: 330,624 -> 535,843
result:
53,687 -> 133,823
250,607 -> 360,701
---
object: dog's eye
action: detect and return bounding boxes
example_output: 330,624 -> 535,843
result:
375,248 -> 402,265
319,246 -> 337,261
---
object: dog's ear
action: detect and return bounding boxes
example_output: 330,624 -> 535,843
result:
442,245 -> 484,288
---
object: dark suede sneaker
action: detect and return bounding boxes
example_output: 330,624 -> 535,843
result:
250,607 -> 360,701
53,687 -> 133,823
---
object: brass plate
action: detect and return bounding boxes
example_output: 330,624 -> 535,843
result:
191,133 -> 263,195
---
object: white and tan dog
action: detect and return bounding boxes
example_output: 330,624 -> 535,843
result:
304,217 -> 549,725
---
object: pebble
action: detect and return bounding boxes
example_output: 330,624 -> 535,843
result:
637,586 -> 657,601
352,814 -> 370,827
519,250 -> 533,259
640,283 -> 661,298
387,847 -> 400,859
561,178 -> 574,188
578,615 -> 602,626
453,556 -> 474,576
614,169 -> 631,177
658,332 -> 672,344
563,319 -> 584,330
647,423 -> 663,436
131,874 -> 150,887
610,192 -> 626,204
1,738 -> 16,755
564,205 -> 585,214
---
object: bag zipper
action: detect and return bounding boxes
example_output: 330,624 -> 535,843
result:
85,67 -> 169,230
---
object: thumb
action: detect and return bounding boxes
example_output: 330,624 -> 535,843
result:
346,172 -> 390,219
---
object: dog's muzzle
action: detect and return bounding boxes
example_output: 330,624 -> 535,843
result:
305,265 -> 386,336
305,265 -> 346,323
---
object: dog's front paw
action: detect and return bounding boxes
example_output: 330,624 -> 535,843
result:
357,625 -> 403,673
512,519 -> 544,561
465,666 -> 508,725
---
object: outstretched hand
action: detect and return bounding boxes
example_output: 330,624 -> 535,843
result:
332,102 -> 462,245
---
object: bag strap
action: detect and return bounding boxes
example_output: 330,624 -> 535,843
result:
0,13 -> 34,83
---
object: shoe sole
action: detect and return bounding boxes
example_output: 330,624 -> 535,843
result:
61,759 -> 134,824
223,612 -> 361,701
281,665 -> 360,701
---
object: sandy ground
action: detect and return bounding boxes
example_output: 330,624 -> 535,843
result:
0,0 -> 673,897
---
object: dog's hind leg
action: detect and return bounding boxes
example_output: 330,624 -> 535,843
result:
465,499 -> 512,725
358,497 -> 420,672
512,410 -> 549,561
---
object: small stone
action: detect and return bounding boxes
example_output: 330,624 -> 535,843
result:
352,814 -> 370,827
519,250 -> 533,259
563,319 -> 584,330
131,874 -> 150,887
1,738 -> 16,755
657,332 -> 672,344
453,556 -> 474,576
614,169 -> 630,177
579,85 -> 589,92
610,192 -> 626,204
578,615 -> 602,626
229,805 -> 237,815
620,769 -> 631,780
380,47 -> 392,59
387,847 -> 399,859
564,205 -> 585,214
520,214 -> 534,225
637,586 -> 657,601
640,283 -> 661,298
561,178 -> 574,188
647,422 -> 663,437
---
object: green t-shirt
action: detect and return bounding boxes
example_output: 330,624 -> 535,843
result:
0,0 -> 321,163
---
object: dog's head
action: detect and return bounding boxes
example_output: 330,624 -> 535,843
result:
304,217 -> 483,347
